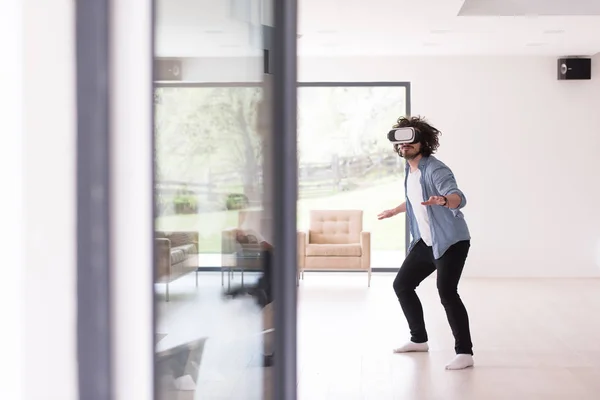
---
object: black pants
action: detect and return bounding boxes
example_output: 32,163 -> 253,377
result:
225,249 -> 273,306
257,249 -> 273,303
393,239 -> 473,355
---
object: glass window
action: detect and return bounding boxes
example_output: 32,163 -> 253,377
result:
297,84 -> 408,267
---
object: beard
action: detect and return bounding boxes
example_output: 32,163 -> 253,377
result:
400,146 -> 421,160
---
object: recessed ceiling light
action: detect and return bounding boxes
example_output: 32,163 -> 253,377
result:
430,29 -> 452,34
544,29 -> 565,34
204,30 -> 224,34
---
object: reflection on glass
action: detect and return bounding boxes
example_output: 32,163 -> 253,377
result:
155,86 -> 265,259
154,85 -> 272,398
154,1 -> 273,398
298,85 -> 408,266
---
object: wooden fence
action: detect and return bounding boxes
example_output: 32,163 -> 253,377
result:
156,151 -> 404,215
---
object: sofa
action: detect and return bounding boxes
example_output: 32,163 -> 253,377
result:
298,210 -> 371,286
155,231 -> 199,301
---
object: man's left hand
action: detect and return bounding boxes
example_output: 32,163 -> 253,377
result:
421,196 -> 447,207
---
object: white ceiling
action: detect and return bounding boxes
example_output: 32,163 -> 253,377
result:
458,0 -> 600,16
155,0 -> 600,57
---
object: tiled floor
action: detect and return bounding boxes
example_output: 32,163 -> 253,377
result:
156,272 -> 600,399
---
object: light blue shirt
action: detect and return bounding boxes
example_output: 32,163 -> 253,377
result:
404,156 -> 471,259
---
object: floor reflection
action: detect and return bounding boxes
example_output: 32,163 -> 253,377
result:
155,272 -> 266,399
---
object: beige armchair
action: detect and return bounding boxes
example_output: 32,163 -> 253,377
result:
298,210 -> 371,287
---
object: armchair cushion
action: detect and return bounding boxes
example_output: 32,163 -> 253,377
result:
309,210 -> 363,244
168,232 -> 198,248
170,249 -> 187,265
306,243 -> 362,257
176,243 -> 197,256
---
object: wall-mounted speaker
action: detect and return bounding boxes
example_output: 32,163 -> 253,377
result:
263,25 -> 275,75
263,49 -> 272,74
557,58 -> 591,80
154,58 -> 182,81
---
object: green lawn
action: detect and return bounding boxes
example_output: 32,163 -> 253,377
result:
156,180 -> 406,253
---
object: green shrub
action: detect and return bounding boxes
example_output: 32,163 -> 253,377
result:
173,191 -> 197,215
225,193 -> 247,210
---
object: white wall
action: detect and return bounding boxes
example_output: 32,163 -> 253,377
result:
181,57 -> 263,82
1,1 -> 78,399
300,55 -> 600,278
0,0 -> 23,398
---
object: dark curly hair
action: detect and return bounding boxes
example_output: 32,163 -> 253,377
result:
392,116 -> 441,157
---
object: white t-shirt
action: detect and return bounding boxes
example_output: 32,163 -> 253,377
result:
406,169 -> 433,246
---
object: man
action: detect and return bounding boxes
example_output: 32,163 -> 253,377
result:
223,225 -> 274,367
223,228 -> 273,308
221,196 -> 275,366
378,116 -> 474,370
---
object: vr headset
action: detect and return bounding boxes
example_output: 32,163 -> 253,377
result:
387,127 -> 422,145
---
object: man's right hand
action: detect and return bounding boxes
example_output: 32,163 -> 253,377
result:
378,202 -> 406,220
377,209 -> 397,220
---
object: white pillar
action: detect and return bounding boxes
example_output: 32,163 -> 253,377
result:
1,1 -> 79,399
109,0 -> 154,398
0,0 -> 23,398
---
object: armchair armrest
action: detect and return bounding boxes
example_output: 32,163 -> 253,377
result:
221,229 -> 237,268
177,231 -> 200,245
360,231 -> 371,270
155,238 -> 171,281
168,231 -> 200,249
297,231 -> 307,270
189,231 -> 200,253
221,228 -> 238,254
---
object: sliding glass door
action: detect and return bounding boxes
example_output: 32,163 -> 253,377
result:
153,1 -> 297,400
